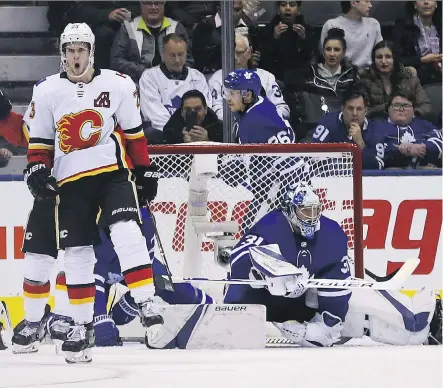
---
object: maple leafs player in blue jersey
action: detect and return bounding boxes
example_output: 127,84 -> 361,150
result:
311,89 -> 385,169
222,69 -> 297,231
223,68 -> 295,144
224,182 -> 351,347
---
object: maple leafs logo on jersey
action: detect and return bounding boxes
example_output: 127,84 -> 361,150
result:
56,109 -> 103,154
399,130 -> 416,144
164,95 -> 182,115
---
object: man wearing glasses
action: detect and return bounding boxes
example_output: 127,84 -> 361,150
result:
375,92 -> 442,168
110,1 -> 191,84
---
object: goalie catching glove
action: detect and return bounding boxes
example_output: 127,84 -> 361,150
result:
133,164 -> 159,205
24,163 -> 59,200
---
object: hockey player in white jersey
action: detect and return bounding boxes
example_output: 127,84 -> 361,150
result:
21,23 -> 163,363
209,33 -> 290,120
139,33 -> 212,132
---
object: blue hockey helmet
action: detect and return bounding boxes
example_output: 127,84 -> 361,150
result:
223,69 -> 262,98
283,182 -> 321,240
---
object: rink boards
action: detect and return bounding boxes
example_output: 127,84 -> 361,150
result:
0,171 -> 441,326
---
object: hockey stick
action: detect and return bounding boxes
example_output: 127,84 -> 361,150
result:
365,267 -> 399,282
159,258 -> 419,291
0,300 -> 12,350
146,205 -> 175,292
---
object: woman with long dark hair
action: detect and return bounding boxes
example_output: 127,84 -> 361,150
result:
359,40 -> 431,119
393,1 -> 442,85
284,28 -> 358,141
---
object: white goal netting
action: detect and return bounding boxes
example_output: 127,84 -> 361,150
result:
148,143 -> 363,300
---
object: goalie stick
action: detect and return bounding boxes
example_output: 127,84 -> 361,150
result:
146,205 -> 175,292
158,258 -> 419,291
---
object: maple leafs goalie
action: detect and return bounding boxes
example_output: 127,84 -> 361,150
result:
118,182 -> 438,349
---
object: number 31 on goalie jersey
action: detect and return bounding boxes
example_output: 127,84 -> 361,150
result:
268,120 -> 295,144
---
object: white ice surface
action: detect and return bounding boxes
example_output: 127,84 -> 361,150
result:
0,343 -> 441,388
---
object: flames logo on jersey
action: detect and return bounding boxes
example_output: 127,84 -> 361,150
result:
56,109 -> 103,154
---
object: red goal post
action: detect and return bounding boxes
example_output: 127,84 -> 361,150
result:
147,142 -> 364,285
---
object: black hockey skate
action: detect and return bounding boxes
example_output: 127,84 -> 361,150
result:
429,295 -> 442,345
62,322 -> 95,364
11,304 -> 51,354
45,313 -> 74,354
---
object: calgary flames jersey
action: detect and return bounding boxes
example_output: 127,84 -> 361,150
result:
27,69 -> 147,185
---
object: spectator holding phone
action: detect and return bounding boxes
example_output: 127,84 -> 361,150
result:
74,2 -> 140,68
163,90 -> 223,144
259,1 -> 314,83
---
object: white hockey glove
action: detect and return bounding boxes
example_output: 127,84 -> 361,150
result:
249,266 -> 305,297
275,311 -> 343,347
248,245 -> 306,298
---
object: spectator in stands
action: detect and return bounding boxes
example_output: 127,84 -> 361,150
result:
208,33 -> 290,121
393,1 -> 442,86
424,127 -> 442,167
165,1 -> 218,32
373,92 -> 441,168
311,88 -> 384,169
259,1 -> 314,83
47,2 -> 77,34
110,1 -> 191,84
320,1 -> 382,69
192,1 -> 259,78
359,40 -> 432,120
0,90 -> 26,157
0,147 -> 12,168
74,2 -> 141,68
163,89 -> 222,144
285,28 -> 359,141
139,33 -> 211,143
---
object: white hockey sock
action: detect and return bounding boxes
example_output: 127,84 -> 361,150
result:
64,246 -> 96,324
22,253 -> 55,323
110,220 -> 154,304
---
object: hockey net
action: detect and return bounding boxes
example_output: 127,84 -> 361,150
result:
146,143 -> 363,301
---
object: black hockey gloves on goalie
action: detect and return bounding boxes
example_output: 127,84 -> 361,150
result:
133,164 -> 159,205
24,163 -> 59,200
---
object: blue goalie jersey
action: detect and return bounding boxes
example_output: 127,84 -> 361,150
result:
224,210 -> 352,321
234,96 -> 295,144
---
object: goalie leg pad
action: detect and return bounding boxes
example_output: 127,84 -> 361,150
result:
146,304 -> 266,350
343,288 -> 436,345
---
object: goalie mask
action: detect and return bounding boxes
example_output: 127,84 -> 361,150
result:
60,23 -> 95,78
283,182 -> 321,240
